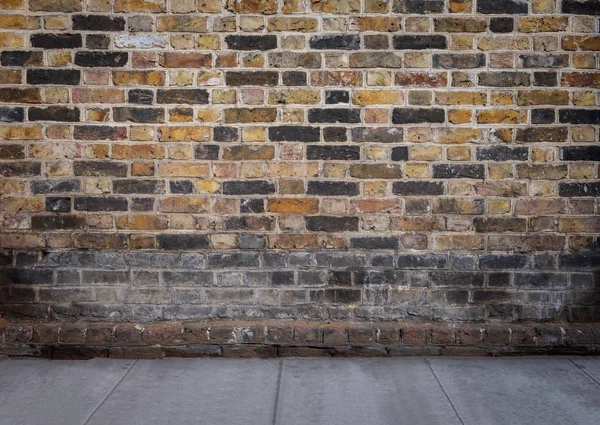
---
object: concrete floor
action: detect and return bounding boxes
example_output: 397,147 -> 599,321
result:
0,357 -> 599,425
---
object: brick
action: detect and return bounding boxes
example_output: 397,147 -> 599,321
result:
434,18 -> 487,33
222,181 -> 275,195
477,146 -> 528,162
520,54 -> 569,68
311,71 -> 363,87
562,0 -> 600,15
349,53 -> 403,69
490,18 -> 514,33
559,182 -> 600,197
307,181 -> 359,196
433,164 -> 484,179
308,108 -> 360,124
393,35 -> 446,50
157,16 -> 207,32
350,164 -> 403,179
562,36 -> 600,51
30,0 -> 81,11
392,108 -> 444,124
158,234 -> 209,250
226,35 -> 277,50
159,53 -> 211,68
30,33 -> 81,48
393,0 -> 444,13
157,89 -> 208,104
269,199 -> 318,214
27,69 -> 80,85
1,51 -> 43,67
306,216 -> 359,232
309,35 -> 360,50
114,107 -> 164,123
351,237 -> 398,250
29,107 -> 80,122
226,71 -> 278,86
268,17 -> 318,32
559,109 -> 600,125
560,146 -> 600,162
392,181 -> 444,196
477,0 -> 528,14
433,54 -> 485,69
73,14 -> 125,31
226,0 -> 277,14
516,127 -> 568,143
307,145 -> 360,161
0,106 -> 24,122
73,161 -> 127,177
478,72 -> 530,87
74,196 -> 127,212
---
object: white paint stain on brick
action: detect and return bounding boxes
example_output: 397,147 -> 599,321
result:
115,34 -> 167,49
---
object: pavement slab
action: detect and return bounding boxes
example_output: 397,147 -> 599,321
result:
429,357 -> 600,425
275,358 -> 462,425
570,358 -> 600,384
0,358 -> 134,425
85,358 -> 280,425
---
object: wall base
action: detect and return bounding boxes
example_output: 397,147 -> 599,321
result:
1,320 -> 599,359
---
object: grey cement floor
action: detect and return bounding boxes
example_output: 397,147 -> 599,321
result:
0,357 -> 599,425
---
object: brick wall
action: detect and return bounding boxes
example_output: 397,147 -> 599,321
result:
0,0 -> 599,337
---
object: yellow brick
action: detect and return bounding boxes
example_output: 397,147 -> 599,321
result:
409,146 -> 442,161
160,198 -> 210,213
447,146 -> 471,161
435,91 -> 486,105
196,180 -> 220,193
488,200 -> 511,214
115,0 -> 166,13
353,90 -> 403,105
158,126 -> 210,142
158,163 -> 210,177
436,128 -> 482,144
447,109 -> 472,124
405,164 -> 429,178
268,90 -> 320,105
477,110 -> 527,124
242,127 -> 266,142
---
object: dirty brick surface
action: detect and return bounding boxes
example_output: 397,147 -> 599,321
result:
0,0 -> 599,354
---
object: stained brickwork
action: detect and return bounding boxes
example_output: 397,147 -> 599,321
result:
0,1 -> 599,334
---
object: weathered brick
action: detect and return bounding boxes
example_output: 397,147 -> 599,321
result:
559,109 -> 600,125
27,69 -> 80,85
392,181 -> 444,196
393,0 -> 444,13
477,0 -> 528,14
74,196 -> 128,212
392,108 -> 444,124
306,216 -> 359,232
30,33 -> 81,48
307,145 -> 360,161
393,35 -> 446,50
562,0 -> 600,15
309,35 -> 360,50
307,181 -> 359,196
308,108 -> 360,124
73,161 -> 127,177
157,89 -> 209,104
29,107 -> 80,122
226,71 -> 278,86
73,14 -> 125,31
222,181 -> 275,195
226,35 -> 277,50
